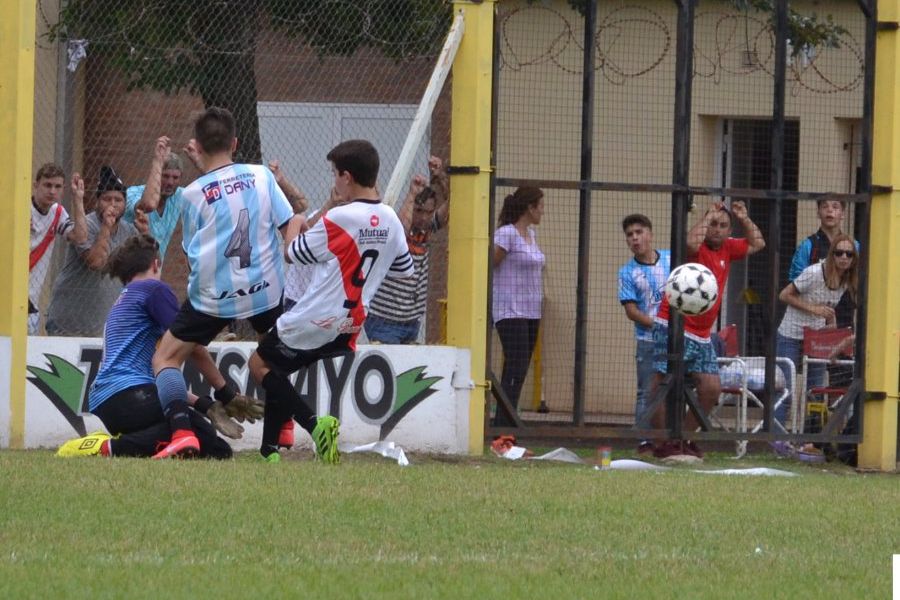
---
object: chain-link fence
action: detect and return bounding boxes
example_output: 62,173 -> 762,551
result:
490,0 -> 871,456
31,0 -> 454,341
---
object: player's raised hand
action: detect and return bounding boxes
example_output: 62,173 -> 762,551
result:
224,393 -> 265,424
731,200 -> 749,221
101,205 -> 118,229
183,138 -> 204,172
268,159 -> 285,184
154,136 -> 171,163
134,209 -> 150,235
705,201 -> 725,224
71,173 -> 85,203
409,173 -> 428,196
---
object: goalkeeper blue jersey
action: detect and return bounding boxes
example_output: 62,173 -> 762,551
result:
88,279 -> 179,411
181,163 -> 294,319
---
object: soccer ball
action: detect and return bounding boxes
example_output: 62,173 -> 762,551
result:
665,263 -> 719,316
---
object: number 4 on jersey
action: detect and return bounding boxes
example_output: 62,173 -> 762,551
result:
224,208 -> 251,268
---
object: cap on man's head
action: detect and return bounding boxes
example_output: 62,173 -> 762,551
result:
96,166 -> 126,197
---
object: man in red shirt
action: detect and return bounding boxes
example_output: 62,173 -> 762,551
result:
651,200 -> 765,460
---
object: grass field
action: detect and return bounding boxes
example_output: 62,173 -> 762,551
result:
1,448 -> 896,599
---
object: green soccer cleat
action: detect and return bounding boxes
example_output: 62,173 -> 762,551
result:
311,416 -> 340,464
56,431 -> 111,457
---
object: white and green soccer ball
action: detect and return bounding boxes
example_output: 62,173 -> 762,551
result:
665,262 -> 719,316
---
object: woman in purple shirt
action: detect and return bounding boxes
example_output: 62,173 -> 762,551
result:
492,187 -> 545,426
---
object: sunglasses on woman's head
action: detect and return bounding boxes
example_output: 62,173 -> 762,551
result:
834,249 -> 855,258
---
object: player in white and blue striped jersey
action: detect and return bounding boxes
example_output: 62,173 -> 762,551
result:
150,107 -> 304,458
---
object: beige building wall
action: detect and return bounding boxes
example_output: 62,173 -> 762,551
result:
494,0 -> 864,418
33,0 -> 60,173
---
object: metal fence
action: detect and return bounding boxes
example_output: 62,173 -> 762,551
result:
31,0 -> 453,341
488,0 -> 872,454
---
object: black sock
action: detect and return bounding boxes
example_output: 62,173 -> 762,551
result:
259,371 -> 309,446
164,400 -> 193,433
294,414 -> 317,436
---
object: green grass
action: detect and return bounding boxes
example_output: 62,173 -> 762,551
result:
0,449 -> 896,599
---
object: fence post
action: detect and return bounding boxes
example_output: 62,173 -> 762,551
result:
862,0 -> 900,471
0,0 -> 36,449
448,0 -> 495,454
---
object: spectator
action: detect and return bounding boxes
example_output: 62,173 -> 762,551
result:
492,186 -> 545,427
28,163 -> 87,334
45,166 -> 144,337
774,234 -> 858,435
366,156 -> 449,343
617,214 -> 671,454
789,196 -> 858,389
789,197 -> 852,281
125,136 -> 185,263
651,201 -> 765,460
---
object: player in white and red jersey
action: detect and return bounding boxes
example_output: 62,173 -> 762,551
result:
249,139 -> 414,462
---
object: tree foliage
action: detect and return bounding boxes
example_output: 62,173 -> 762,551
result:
48,0 -> 451,163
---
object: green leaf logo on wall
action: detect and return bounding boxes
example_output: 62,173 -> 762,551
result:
26,355 -> 87,436
380,366 -> 442,439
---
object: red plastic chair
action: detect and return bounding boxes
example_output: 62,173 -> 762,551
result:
800,327 -> 854,432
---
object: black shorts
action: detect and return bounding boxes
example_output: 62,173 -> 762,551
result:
168,299 -> 283,346
256,327 -> 352,375
92,383 -> 164,435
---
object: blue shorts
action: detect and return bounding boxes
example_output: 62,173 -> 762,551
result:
364,314 -> 421,344
652,322 -> 719,375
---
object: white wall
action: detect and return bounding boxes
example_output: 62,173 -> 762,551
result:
15,338 -> 471,454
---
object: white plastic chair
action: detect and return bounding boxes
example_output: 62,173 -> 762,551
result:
714,356 -> 796,457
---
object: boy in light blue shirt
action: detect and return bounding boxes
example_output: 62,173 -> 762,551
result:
617,214 -> 671,454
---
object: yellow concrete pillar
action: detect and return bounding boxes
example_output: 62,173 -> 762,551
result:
448,0 -> 495,454
861,0 -> 900,471
0,1 -> 37,448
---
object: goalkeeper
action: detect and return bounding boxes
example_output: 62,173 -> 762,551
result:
56,234 -> 262,458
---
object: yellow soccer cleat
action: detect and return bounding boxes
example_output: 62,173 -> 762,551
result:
56,432 -> 111,457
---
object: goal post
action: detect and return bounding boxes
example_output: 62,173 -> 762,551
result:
383,12 -> 465,208
0,0 -> 37,449
446,1 -> 495,454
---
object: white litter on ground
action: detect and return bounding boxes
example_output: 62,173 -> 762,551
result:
528,448 -> 584,464
344,441 -> 410,466
609,459 -> 669,471
500,446 -> 528,460
598,459 -> 798,476
694,467 -> 798,477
